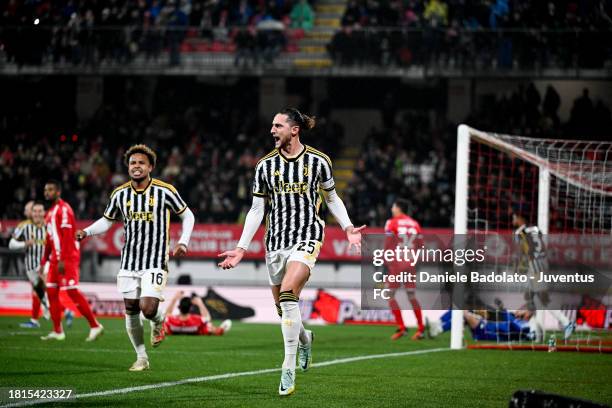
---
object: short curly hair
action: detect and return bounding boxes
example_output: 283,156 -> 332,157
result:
124,144 -> 157,167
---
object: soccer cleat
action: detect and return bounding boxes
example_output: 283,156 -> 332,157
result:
220,319 -> 232,333
128,358 -> 150,372
85,324 -> 104,342
20,320 -> 40,329
391,328 -> 407,340
64,309 -> 74,328
298,330 -> 314,371
41,331 -> 66,341
278,368 -> 295,396
411,330 -> 425,340
563,321 -> 575,340
151,316 -> 166,348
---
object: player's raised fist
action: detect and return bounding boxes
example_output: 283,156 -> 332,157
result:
75,230 -> 87,241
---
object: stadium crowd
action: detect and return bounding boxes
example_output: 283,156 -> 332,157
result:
2,79 -> 608,229
329,0 -> 612,68
0,0 -> 304,66
2,0 -> 611,69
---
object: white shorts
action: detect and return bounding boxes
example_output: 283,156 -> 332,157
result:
26,263 -> 48,286
265,240 -> 322,286
117,269 -> 168,300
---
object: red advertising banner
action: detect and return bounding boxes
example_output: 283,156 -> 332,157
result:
1,220 -> 383,261
2,220 -> 610,265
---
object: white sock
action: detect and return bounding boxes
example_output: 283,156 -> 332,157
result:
148,308 -> 164,326
280,301 -> 301,371
549,310 -> 570,327
298,324 -> 310,345
125,313 -> 147,360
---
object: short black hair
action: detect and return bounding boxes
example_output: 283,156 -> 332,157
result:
46,179 -> 62,191
394,198 -> 410,214
178,297 -> 192,315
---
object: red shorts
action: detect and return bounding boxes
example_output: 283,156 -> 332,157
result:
386,263 -> 416,290
46,260 -> 80,288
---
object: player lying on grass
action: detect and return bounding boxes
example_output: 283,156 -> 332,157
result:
427,309 -> 536,342
163,291 -> 231,336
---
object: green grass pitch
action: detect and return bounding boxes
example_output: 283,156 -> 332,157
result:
0,316 -> 611,407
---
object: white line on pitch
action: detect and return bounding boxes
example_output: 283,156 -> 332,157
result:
0,348 -> 448,407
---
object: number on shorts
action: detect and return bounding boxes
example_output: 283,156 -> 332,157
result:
296,241 -> 316,254
151,272 -> 163,285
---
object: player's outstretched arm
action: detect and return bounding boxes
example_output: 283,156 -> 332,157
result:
218,196 -> 265,269
322,189 -> 365,252
173,208 -> 195,257
76,217 -> 114,241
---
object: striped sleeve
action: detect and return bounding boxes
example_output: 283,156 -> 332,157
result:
103,192 -> 119,220
318,157 -> 335,191
252,162 -> 268,197
165,188 -> 188,215
12,222 -> 27,240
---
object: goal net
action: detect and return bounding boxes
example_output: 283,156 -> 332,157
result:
451,124 -> 612,352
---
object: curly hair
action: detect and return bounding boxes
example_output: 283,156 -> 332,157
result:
124,144 -> 157,167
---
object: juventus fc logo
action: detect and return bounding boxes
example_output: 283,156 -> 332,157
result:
149,197 -> 155,207
303,166 -> 310,177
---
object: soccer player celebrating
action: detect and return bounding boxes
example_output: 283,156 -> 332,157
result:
76,144 -> 195,371
40,180 -> 103,341
512,210 -> 574,340
163,291 -> 232,336
218,108 -> 364,396
383,199 -> 425,340
9,201 -> 49,328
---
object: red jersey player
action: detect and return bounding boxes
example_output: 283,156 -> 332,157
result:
163,291 -> 231,336
384,198 -> 425,340
39,180 -> 103,341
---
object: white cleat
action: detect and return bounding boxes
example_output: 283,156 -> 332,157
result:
85,324 -> 104,342
41,331 -> 66,341
298,330 -> 313,371
128,358 -> 150,372
278,368 -> 295,396
220,319 -> 232,333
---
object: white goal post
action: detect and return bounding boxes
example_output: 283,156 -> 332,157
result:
451,124 -> 612,349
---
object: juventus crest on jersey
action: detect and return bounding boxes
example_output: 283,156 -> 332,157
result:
103,178 -> 187,272
253,145 -> 335,252
13,220 -> 46,272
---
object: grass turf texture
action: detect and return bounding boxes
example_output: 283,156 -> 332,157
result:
0,316 -> 610,407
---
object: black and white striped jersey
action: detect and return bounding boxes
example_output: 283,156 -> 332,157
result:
103,178 -> 187,272
253,145 -> 335,252
515,224 -> 547,274
13,220 -> 46,272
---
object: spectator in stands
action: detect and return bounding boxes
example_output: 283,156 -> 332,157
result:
290,0 -> 315,31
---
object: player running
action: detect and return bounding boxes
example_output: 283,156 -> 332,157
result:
76,144 -> 194,371
383,199 -> 425,340
163,291 -> 232,336
218,108 -> 365,396
39,180 -> 103,341
512,210 -> 574,340
9,201 -> 49,328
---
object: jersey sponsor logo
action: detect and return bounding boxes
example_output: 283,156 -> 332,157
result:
274,180 -> 310,195
127,210 -> 154,222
